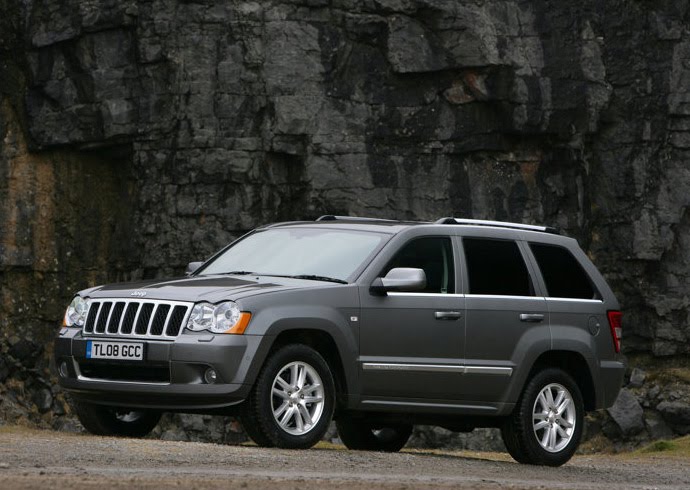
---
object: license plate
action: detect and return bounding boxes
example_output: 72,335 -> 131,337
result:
86,341 -> 144,361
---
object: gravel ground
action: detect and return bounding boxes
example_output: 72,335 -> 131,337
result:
0,427 -> 688,489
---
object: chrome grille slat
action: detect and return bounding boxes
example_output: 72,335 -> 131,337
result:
107,302 -> 126,334
126,302 -> 142,335
95,302 -> 112,333
150,305 -> 173,336
116,302 -> 130,333
117,302 -> 139,335
81,298 -> 192,341
145,304 -> 159,336
135,303 -> 154,335
84,303 -> 100,333
103,302 -> 116,333
166,305 -> 188,337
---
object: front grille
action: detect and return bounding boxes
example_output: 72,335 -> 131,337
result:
82,299 -> 192,340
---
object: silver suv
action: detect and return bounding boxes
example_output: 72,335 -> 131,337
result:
55,216 -> 625,466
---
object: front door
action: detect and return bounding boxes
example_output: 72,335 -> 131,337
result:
359,236 -> 466,401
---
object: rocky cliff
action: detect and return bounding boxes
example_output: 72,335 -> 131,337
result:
1,0 -> 690,446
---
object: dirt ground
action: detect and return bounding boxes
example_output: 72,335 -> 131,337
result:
0,426 -> 688,489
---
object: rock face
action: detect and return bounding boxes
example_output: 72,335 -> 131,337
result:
607,388 -> 645,436
1,0 -> 690,444
657,401 -> 690,433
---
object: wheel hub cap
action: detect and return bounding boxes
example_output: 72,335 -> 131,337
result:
114,410 -> 143,423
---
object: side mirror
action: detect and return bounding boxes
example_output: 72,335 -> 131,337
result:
370,267 -> 426,295
185,261 -> 203,275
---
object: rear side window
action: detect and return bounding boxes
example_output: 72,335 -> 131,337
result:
529,243 -> 599,299
383,237 -> 455,294
463,238 -> 534,296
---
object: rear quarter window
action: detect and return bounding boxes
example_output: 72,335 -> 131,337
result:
529,243 -> 600,300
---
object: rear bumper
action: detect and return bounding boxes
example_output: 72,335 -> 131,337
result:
596,359 -> 626,409
54,328 -> 270,411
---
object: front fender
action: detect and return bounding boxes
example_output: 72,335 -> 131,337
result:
238,287 -> 360,399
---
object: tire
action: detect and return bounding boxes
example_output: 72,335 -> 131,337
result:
336,416 -> 412,452
72,401 -> 161,438
241,344 -> 335,449
239,407 -> 275,448
501,368 -> 584,466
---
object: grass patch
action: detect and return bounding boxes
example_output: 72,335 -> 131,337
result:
657,368 -> 690,384
634,436 -> 690,458
625,354 -> 690,384
0,423 -> 39,434
641,440 -> 675,453
313,440 -> 346,451
578,433 -> 616,454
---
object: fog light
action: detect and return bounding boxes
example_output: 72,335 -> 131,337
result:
59,362 -> 69,378
204,368 -> 218,384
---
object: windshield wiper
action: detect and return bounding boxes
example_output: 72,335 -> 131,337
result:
239,273 -> 348,284
285,274 -> 348,284
221,271 -> 256,275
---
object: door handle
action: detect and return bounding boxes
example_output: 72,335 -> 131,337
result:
435,311 -> 462,320
520,313 -> 545,323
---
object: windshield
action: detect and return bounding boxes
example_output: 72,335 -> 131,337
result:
198,228 -> 388,282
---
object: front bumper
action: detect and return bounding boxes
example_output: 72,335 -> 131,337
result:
54,328 -> 269,411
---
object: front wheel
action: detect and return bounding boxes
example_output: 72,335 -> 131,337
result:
336,416 -> 412,452
241,344 -> 335,449
72,401 -> 161,438
501,368 -> 584,466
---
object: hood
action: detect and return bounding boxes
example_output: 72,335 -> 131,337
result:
80,274 -> 327,303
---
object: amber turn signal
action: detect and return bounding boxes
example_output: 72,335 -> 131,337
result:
225,312 -> 252,334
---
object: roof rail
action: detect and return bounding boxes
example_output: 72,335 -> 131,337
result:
261,220 -> 312,228
435,217 -> 560,235
316,215 -> 401,223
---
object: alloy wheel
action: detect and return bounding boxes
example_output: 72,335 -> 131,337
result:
532,383 -> 576,453
270,361 -> 325,436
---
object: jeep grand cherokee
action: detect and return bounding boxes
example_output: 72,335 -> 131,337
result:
55,216 -> 625,466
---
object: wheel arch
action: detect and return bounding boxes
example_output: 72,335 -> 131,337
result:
268,328 -> 351,409
525,350 -> 597,411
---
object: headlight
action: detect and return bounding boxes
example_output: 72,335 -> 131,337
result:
64,296 -> 90,327
186,301 -> 251,334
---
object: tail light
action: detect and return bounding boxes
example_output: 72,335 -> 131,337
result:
607,310 -> 622,353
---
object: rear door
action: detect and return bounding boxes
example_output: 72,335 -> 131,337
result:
460,233 -> 550,403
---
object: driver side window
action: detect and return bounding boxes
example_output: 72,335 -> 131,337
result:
382,237 -> 455,294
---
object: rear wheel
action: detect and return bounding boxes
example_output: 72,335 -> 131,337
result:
336,415 -> 412,452
241,344 -> 335,449
501,368 -> 584,466
72,401 -> 161,438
